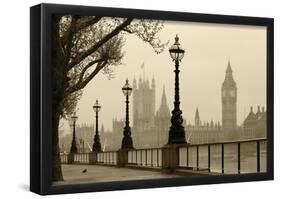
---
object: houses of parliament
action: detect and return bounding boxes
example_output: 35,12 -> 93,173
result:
60,60 -> 267,152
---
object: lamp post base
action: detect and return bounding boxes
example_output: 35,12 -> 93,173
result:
121,126 -> 134,149
168,125 -> 187,144
121,135 -> 134,149
92,133 -> 102,152
92,143 -> 102,152
162,143 -> 188,173
70,144 -> 78,154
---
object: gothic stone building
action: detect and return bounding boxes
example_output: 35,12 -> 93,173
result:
60,60 -> 267,151
186,60 -> 266,144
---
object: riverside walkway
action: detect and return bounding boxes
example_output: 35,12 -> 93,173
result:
55,164 -> 183,185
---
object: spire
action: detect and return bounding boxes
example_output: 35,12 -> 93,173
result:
161,85 -> 167,105
195,107 -> 199,119
226,57 -> 233,74
257,106 -> 261,113
211,119 -> 214,128
156,85 -> 170,118
244,106 -> 257,125
256,106 -> 262,119
222,57 -> 236,88
152,76 -> 155,90
195,107 -> 201,127
101,123 -> 104,133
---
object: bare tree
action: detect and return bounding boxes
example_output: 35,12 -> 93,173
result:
52,15 -> 166,181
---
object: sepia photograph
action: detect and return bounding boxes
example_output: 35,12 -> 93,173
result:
51,13 -> 268,185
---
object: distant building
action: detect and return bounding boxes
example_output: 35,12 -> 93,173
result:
186,59 -> 266,144
132,76 -> 155,132
60,60 -> 267,151
243,106 -> 266,139
222,59 -> 237,131
186,107 -> 222,144
154,86 -> 170,146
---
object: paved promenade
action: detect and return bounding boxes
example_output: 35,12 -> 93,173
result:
55,164 -> 183,185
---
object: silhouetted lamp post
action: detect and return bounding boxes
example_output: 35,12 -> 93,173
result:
121,79 -> 134,149
168,35 -> 187,144
70,112 -> 78,153
92,99 -> 102,152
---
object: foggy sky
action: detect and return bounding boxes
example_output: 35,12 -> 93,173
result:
60,19 -> 266,135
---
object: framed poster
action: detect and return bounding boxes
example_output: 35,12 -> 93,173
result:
30,3 -> 274,195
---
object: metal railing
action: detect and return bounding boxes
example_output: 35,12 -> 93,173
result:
128,148 -> 162,168
74,153 -> 89,164
60,138 -> 267,175
179,138 -> 267,174
60,154 -> 68,164
97,151 -> 117,165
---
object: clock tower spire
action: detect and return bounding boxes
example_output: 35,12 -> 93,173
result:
221,58 -> 237,131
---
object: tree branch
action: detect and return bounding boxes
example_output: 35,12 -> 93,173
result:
64,16 -> 79,66
76,58 -> 107,86
68,18 -> 133,69
75,16 -> 102,32
122,28 -> 134,33
67,61 -> 108,94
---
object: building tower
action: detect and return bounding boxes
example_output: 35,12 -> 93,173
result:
221,58 -> 237,131
133,76 -> 156,132
155,86 -> 170,146
194,107 -> 201,128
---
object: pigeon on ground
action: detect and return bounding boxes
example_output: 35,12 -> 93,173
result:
82,169 -> 87,173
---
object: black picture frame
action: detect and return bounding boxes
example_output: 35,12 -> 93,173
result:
30,3 -> 274,195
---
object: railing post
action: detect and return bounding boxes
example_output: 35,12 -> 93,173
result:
157,149 -> 159,167
208,144 -> 211,172
89,152 -> 98,165
186,147 -> 189,168
257,141 -> 260,172
151,149 -> 153,167
135,150 -> 138,164
140,149 -> 143,166
145,149 -> 148,166
67,153 -> 74,164
196,145 -> 199,171
116,149 -> 128,167
238,143 -> 241,174
221,143 -> 224,174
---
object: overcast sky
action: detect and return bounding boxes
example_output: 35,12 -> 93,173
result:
60,19 -> 266,135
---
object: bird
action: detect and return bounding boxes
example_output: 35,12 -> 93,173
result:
82,169 -> 87,173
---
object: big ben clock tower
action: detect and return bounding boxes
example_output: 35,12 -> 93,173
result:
222,59 -> 237,131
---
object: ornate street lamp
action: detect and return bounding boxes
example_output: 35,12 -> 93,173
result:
121,79 -> 134,149
168,35 -> 187,144
92,99 -> 102,152
70,112 -> 78,153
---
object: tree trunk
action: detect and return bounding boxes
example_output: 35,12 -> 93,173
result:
51,16 -> 66,181
52,103 -> 64,181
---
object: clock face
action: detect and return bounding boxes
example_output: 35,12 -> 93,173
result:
230,90 -> 235,97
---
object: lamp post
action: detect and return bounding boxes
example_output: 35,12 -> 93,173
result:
92,99 -> 102,152
168,35 -> 187,144
121,79 -> 134,149
70,112 -> 78,153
